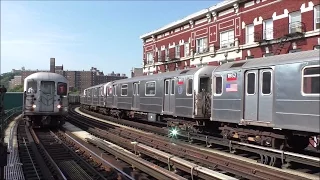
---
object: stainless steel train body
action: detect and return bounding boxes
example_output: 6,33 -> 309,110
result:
211,50 -> 320,135
23,72 -> 69,127
100,66 -> 216,120
80,50 -> 319,149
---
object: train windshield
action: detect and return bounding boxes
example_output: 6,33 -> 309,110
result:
57,82 -> 68,96
27,81 -> 37,94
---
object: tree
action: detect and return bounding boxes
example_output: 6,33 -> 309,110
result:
9,85 -> 23,92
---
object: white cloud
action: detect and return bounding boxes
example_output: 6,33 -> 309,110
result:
0,1 -> 82,73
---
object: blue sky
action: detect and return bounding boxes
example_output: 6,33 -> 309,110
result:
1,1 -> 222,76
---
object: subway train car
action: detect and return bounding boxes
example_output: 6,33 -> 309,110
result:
23,72 -> 69,127
211,49 -> 320,150
105,66 -> 216,124
80,49 -> 320,150
68,94 -> 81,105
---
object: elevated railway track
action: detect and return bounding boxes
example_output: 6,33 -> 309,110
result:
66,106 -> 319,180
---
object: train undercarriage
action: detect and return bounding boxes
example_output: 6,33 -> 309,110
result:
23,115 -> 65,128
81,104 -> 319,152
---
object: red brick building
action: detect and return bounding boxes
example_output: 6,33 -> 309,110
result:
140,0 -> 320,75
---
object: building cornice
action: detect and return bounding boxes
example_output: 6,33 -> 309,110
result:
139,0 -> 240,40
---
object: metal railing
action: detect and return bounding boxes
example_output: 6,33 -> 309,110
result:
0,106 -> 22,137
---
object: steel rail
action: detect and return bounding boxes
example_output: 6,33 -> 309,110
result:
69,107 -> 319,180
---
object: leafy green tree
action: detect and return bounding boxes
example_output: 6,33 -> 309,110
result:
9,85 -> 23,92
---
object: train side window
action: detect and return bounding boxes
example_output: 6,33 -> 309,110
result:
186,78 -> 193,96
145,81 -> 156,96
137,83 -> 140,95
100,87 -> 104,96
171,79 -> 175,95
57,82 -> 67,96
113,85 -> 117,96
302,66 -> 320,95
121,84 -> 128,96
247,73 -> 255,95
165,80 -> 169,95
262,71 -> 272,95
27,81 -> 37,94
214,76 -> 222,95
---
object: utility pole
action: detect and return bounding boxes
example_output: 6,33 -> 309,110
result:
0,86 -> 8,180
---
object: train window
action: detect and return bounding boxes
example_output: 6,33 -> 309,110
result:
303,66 -> 320,95
41,81 -> 55,95
137,83 -> 140,95
100,87 -> 104,96
262,71 -> 272,94
27,81 -> 37,94
165,80 -> 169,95
186,78 -> 193,95
247,73 -> 255,95
171,79 -> 175,95
145,81 -> 156,96
121,84 -> 128,96
113,85 -> 117,96
215,76 -> 222,95
57,82 -> 67,96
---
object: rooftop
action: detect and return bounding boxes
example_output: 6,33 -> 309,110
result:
139,0 -> 238,39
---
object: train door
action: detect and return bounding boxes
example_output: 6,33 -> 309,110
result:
163,79 -> 175,113
132,82 -> 140,109
197,77 -> 211,117
39,81 -> 55,112
244,69 -> 273,122
113,84 -> 118,107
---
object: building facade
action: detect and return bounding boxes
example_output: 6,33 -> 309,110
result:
140,0 -> 320,74
8,75 -> 22,89
13,59 -> 127,93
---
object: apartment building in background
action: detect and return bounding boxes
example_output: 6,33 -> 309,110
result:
10,58 -> 127,92
140,0 -> 320,74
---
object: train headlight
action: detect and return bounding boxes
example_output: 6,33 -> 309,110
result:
57,104 -> 61,109
32,104 -> 36,109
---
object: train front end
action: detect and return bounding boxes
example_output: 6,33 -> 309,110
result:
22,72 -> 69,128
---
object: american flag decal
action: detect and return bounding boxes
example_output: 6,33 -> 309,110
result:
226,83 -> 238,92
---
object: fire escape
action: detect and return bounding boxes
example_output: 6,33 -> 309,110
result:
254,22 -> 306,55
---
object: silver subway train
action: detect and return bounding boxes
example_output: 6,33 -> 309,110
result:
80,50 -> 320,150
23,72 -> 69,127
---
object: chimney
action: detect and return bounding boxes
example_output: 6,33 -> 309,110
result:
50,58 -> 55,73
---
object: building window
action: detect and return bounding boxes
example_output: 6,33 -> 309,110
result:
302,66 -> 320,95
289,11 -> 302,33
146,52 -> 153,64
315,5 -> 320,30
145,81 -> 156,96
121,84 -> 128,96
220,30 -> 234,48
157,50 -> 162,61
165,48 -> 169,61
246,24 -> 254,44
184,43 -> 189,57
175,45 -> 180,58
196,37 -> 208,53
263,19 -> 273,40
186,78 -> 193,96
